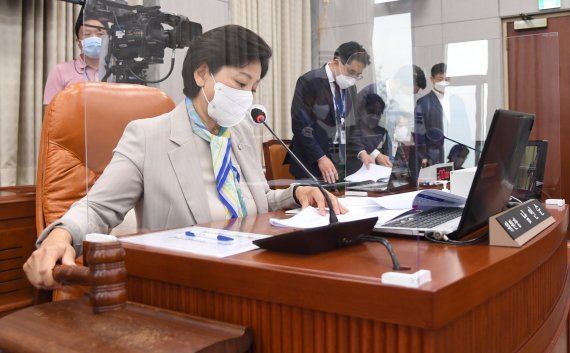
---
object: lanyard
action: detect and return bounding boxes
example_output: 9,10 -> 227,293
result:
333,89 -> 346,121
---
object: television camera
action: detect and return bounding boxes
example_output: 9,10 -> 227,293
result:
62,0 -> 202,84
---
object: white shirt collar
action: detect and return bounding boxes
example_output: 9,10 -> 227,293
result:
325,63 -> 336,84
433,88 -> 445,101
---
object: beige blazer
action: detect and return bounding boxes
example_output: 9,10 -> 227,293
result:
38,102 -> 297,254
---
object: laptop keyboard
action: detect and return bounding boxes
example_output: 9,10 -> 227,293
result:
383,207 -> 464,229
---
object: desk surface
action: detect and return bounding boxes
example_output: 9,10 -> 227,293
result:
123,205 -> 569,353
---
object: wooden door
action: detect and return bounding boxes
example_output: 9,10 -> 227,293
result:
506,14 -> 570,203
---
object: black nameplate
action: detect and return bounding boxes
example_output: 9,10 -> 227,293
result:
495,199 -> 551,240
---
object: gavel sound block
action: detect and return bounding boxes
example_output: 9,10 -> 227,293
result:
0,239 -> 252,353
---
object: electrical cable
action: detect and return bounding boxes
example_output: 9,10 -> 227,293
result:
424,231 -> 488,245
127,49 -> 176,84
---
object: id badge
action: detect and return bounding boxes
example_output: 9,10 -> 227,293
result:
340,129 -> 346,144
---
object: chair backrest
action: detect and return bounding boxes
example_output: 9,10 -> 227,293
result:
36,82 -> 175,234
262,139 -> 295,189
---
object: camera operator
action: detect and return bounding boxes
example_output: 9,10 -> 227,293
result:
43,13 -> 106,107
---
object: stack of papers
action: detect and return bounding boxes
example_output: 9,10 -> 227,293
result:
270,190 -> 466,229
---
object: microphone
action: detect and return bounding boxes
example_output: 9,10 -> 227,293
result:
248,105 -> 338,223
249,105 -> 406,271
426,128 -> 481,153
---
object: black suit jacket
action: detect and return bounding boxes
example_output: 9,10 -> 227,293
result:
287,66 -> 357,179
414,90 -> 444,164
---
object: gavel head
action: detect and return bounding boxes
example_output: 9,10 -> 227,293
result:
84,235 -> 127,314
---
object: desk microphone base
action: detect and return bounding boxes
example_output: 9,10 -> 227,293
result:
253,217 -> 378,254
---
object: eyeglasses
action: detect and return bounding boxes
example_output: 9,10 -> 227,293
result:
339,61 -> 363,80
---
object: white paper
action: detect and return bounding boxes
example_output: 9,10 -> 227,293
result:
271,190 -> 465,230
345,164 -> 392,183
270,206 -> 410,229
372,191 -> 422,210
120,226 -> 269,258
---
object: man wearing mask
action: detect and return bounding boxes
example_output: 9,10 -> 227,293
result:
43,14 -> 106,107
414,63 -> 449,167
287,42 -> 370,184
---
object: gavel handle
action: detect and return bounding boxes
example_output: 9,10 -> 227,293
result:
52,264 -> 90,285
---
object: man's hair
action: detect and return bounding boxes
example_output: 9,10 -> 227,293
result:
182,25 -> 273,98
431,63 -> 447,78
448,144 -> 469,160
75,12 -> 106,38
334,41 -> 370,66
363,93 -> 386,115
413,65 -> 427,89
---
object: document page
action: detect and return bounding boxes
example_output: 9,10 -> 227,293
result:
120,226 -> 270,258
270,196 -> 410,229
271,191 -> 465,229
345,164 -> 392,183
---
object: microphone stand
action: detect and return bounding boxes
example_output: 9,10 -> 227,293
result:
443,136 -> 481,153
256,117 -> 405,272
261,120 -> 338,224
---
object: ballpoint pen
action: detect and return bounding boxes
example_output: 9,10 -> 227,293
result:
184,231 -> 235,242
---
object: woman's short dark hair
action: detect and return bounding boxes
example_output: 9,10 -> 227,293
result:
182,25 -> 273,98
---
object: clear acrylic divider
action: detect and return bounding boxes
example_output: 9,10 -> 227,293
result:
78,1 -> 562,288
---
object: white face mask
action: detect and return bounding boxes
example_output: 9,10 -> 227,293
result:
394,126 -> 409,142
336,75 -> 356,89
202,75 -> 253,128
434,80 -> 450,93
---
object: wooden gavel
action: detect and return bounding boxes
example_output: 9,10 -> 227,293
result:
52,239 -> 127,314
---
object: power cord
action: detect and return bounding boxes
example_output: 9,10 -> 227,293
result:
424,230 -> 488,245
358,235 -> 410,271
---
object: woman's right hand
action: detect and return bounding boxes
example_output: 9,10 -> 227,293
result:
23,228 -> 76,289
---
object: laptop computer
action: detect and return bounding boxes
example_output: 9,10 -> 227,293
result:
374,109 -> 535,240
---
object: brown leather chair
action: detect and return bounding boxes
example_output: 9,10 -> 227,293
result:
262,139 -> 295,189
36,82 -> 175,301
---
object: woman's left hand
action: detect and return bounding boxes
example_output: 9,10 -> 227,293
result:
294,186 -> 348,216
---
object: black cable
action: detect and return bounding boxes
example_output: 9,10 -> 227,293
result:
126,50 -> 176,84
424,231 -> 488,245
358,235 -> 409,271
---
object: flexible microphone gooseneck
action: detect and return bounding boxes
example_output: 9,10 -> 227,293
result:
250,105 -> 405,272
427,128 -> 481,153
250,105 -> 338,224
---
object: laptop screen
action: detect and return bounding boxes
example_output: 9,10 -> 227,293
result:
452,109 -> 535,240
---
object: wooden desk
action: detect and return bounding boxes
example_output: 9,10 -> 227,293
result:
123,206 -> 569,353
0,186 -> 36,315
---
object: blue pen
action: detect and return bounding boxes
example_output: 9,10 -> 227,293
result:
217,234 -> 234,242
185,231 -> 234,242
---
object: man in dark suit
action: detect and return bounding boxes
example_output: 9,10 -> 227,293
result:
287,42 -> 370,184
414,63 -> 449,168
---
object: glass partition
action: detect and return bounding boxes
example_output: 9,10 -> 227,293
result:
73,0 -> 562,266
506,32 -> 561,201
